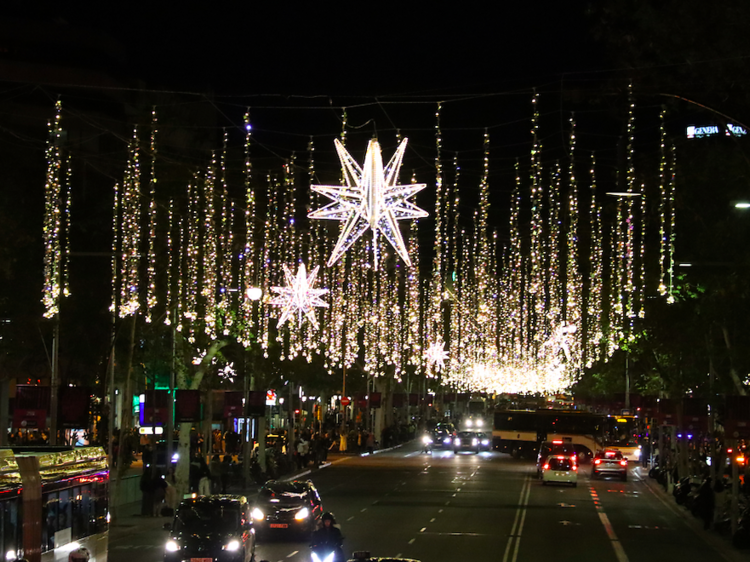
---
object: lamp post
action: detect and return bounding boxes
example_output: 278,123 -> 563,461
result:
242,286 -> 262,487
606,190 -> 642,413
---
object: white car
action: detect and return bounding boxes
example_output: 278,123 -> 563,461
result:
541,455 -> 578,487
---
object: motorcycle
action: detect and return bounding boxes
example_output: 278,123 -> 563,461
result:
310,540 -> 344,562
421,434 -> 433,454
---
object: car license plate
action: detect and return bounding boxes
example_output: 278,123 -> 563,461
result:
270,523 -> 288,528
191,558 -> 213,562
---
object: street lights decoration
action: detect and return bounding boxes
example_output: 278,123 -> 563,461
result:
308,138 -> 429,270
269,263 -> 329,329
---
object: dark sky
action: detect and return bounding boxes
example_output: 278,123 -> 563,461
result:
8,1 -> 605,96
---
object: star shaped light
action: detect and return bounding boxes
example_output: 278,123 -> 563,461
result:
269,263 -> 329,328
309,138 -> 428,269
425,338 -> 449,372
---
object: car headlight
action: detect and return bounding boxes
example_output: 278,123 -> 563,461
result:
224,540 -> 240,552
482,439 -> 490,446
295,507 -> 310,520
165,540 -> 180,553
443,437 -> 451,444
466,420 -> 473,427
422,435 -> 432,444
454,438 -> 461,446
6,550 -> 16,561
251,507 -> 265,521
472,438 -> 478,446
476,419 -> 484,427
633,449 -> 641,459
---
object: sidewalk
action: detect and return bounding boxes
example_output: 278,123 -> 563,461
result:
634,466 -> 747,562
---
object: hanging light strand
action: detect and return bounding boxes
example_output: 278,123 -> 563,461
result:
42,100 -> 65,319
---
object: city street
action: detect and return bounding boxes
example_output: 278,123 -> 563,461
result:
109,442 -> 741,562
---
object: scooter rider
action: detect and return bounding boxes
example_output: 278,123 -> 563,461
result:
311,512 -> 344,562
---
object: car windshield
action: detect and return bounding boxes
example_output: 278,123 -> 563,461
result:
548,458 -> 572,470
600,451 -> 623,459
175,504 -> 240,533
258,484 -> 309,505
457,431 -> 475,438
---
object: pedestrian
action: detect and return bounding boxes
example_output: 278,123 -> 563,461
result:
695,477 -> 715,530
164,467 -> 178,515
140,465 -> 155,516
366,431 -> 375,455
198,456 -> 212,496
153,470 -> 167,517
221,454 -> 232,493
209,454 -> 222,493
297,437 -> 309,469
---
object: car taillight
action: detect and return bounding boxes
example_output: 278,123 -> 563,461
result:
594,459 -> 601,465
572,465 -> 577,471
620,460 -> 627,466
543,463 -> 549,470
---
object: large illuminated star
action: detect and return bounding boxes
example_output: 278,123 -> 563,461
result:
269,263 -> 329,328
425,338 -> 449,372
309,138 -> 428,269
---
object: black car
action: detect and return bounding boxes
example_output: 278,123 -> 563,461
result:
431,422 -> 457,449
164,495 -> 256,562
251,479 -> 323,538
453,431 -> 481,454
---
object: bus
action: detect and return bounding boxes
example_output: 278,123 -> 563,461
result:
462,397 -> 488,430
602,414 -> 642,462
493,409 -> 605,460
0,446 -> 108,562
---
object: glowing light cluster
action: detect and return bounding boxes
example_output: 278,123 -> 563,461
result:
309,139 -> 429,269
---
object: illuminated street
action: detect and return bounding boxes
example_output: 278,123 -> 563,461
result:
109,442 -> 740,562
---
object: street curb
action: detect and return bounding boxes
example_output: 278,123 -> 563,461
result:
634,467 -> 746,562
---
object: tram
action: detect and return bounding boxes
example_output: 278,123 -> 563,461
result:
0,446 -> 108,562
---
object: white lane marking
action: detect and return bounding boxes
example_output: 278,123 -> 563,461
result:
286,551 -> 298,558
408,538 -> 415,544
430,518 -> 436,523
347,516 -> 354,521
438,509 -> 443,513
591,486 -> 629,562
445,501 -> 451,505
503,476 -> 531,562
361,508 -> 367,512
420,527 -> 426,533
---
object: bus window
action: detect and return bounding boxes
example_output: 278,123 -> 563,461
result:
0,496 -> 19,556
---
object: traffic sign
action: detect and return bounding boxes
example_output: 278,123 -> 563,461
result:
341,397 -> 351,406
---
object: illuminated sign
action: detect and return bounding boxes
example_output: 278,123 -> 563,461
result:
687,124 -> 747,139
266,389 -> 277,406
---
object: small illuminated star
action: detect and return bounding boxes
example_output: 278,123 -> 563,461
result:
309,138 -> 428,269
425,339 -> 449,372
269,263 -> 329,328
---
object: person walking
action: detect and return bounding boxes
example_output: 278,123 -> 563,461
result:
140,465 -> 155,516
209,454 -> 222,493
220,454 -> 232,493
366,431 -> 375,455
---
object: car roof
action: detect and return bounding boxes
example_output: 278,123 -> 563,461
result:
261,479 -> 314,492
597,449 -> 624,458
178,494 -> 248,508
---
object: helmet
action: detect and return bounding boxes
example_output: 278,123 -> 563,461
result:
321,512 -> 336,523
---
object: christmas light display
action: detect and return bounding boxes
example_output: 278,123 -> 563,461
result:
145,108 -> 158,323
42,100 -> 68,319
425,338 -> 449,372
35,90 -> 684,398
269,263 -> 329,329
309,139 -> 429,269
